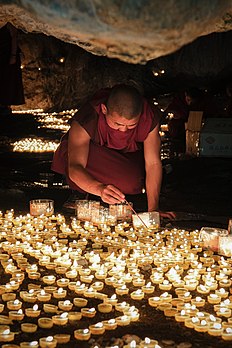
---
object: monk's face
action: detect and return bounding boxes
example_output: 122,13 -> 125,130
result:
101,104 -> 140,132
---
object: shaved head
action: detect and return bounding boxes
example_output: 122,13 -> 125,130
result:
106,84 -> 143,119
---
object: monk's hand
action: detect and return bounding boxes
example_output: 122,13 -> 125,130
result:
159,211 -> 176,220
100,184 -> 125,205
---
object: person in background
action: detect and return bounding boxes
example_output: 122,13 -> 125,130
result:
185,87 -> 223,117
0,22 -> 25,115
52,84 -> 175,219
166,87 -> 223,139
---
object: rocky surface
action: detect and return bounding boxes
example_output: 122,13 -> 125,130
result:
1,1 -> 232,111
0,1 -> 232,64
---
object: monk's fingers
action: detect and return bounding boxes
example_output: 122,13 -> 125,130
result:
101,195 -> 122,205
159,211 -> 176,220
106,185 -> 125,200
101,185 -> 125,204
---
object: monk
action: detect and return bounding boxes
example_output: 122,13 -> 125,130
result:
52,84 -> 175,219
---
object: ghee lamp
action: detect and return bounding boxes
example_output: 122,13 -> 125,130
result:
142,282 -> 155,294
54,334 -> 70,344
164,307 -> 178,317
115,301 -> 130,312
208,322 -> 223,336
132,278 -> 145,287
38,317 -> 53,329
91,281 -> 104,291
104,294 -> 118,306
89,322 -> 105,335
175,310 -> 190,322
44,286 -> 57,294
215,288 -> 229,298
68,311 -> 82,322
0,316 -> 12,325
81,307 -> 96,318
191,296 -> 205,307
124,307 -> 140,321
43,304 -> 58,314
43,275 -> 56,285
56,278 -> 69,288
58,300 -> 73,311
219,279 -> 232,288
53,287 -> 67,299
148,296 -> 161,307
37,290 -> 51,302
25,304 -> 41,317
83,287 -> 96,298
39,336 -> 57,348
8,309 -> 24,321
74,328 -> 91,341
116,285 -> 129,296
2,293 -> 16,302
197,284 -> 210,295
116,315 -> 131,326
73,297 -> 88,307
140,337 -> 159,348
222,327 -> 232,340
0,329 -> 15,342
52,312 -> 69,326
21,323 -> 38,333
160,292 -> 172,302
194,319 -> 210,332
20,290 -> 37,303
207,293 -> 221,304
19,341 -> 39,348
185,316 -> 200,329
130,289 -> 144,300
216,307 -> 231,318
7,299 -> 22,311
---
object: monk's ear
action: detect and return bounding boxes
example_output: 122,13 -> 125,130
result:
101,103 -> 107,115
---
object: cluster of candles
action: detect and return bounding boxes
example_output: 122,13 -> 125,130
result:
11,107 -> 172,162
11,109 -> 78,153
12,109 -> 77,132
12,138 -> 59,153
36,109 -> 77,132
11,108 -> 172,161
76,200 -> 133,226
200,227 -> 232,257
0,209 -> 232,347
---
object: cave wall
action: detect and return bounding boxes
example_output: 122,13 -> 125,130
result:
17,32 -> 150,111
17,28 -> 232,111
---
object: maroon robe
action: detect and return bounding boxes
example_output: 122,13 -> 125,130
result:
52,89 -> 160,195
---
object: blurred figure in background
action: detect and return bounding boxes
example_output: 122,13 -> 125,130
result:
165,87 -> 224,140
0,22 -> 25,116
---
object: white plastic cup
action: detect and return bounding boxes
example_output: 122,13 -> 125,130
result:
132,211 -> 160,229
30,199 -> 54,217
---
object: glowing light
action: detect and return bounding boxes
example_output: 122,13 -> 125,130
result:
12,138 -> 59,153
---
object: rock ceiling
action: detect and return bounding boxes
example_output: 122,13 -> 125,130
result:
1,1 -> 232,110
1,0 -> 232,64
